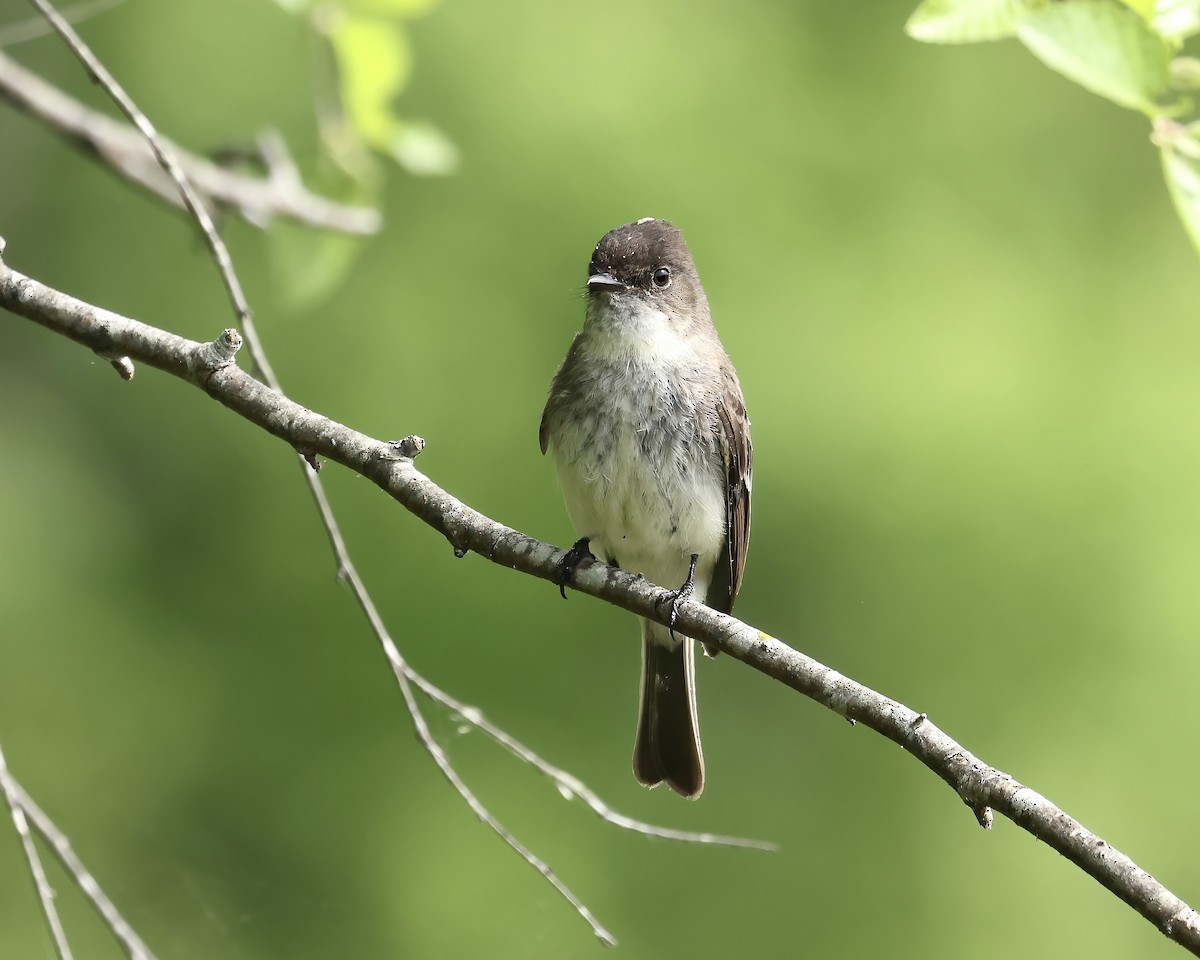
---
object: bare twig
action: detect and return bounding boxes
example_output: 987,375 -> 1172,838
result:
0,0 -> 120,46
0,50 -> 380,235
0,740 -> 73,960
306,468 -> 619,944
3,257 -> 1199,955
29,0 -> 251,333
397,665 -> 616,946
1,772 -> 159,960
409,671 -> 777,850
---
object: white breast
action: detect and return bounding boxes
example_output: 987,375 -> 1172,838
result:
546,300 -> 726,594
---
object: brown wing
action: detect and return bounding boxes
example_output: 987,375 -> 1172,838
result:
540,333 -> 585,455
709,370 -> 752,615
538,403 -> 551,454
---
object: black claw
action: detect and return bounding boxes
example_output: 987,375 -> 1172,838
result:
663,553 -> 699,641
557,537 -> 595,599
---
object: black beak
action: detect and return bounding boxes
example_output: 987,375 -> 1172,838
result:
587,273 -> 626,292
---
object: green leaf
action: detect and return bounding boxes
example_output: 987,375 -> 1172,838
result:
1154,0 -> 1200,39
1016,0 -> 1171,113
329,15 -> 412,148
906,0 -> 1032,43
341,0 -> 441,16
1160,128 -> 1200,255
266,160 -> 378,309
280,0 -> 440,18
270,221 -> 368,311
1116,0 -> 1157,19
1169,55 -> 1200,88
387,121 -> 460,176
271,0 -> 313,13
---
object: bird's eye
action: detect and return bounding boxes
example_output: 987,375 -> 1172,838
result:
652,266 -> 671,288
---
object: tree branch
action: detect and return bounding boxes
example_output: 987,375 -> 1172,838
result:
3,246 -> 1199,956
0,49 -> 380,236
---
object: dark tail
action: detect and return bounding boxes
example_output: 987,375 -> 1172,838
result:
632,619 -> 704,798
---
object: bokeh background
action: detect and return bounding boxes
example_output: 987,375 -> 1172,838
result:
3,0 -> 1199,957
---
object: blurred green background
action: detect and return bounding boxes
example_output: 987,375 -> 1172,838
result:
3,0 -> 1200,957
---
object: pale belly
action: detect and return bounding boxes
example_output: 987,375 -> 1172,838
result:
549,411 -> 726,595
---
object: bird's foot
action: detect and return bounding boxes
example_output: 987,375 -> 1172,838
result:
660,553 -> 699,641
556,537 -> 595,599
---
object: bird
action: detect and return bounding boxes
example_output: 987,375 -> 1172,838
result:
539,218 -> 752,798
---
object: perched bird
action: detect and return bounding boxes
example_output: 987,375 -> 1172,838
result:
540,218 -> 752,798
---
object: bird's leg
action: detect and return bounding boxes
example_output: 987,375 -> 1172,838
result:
556,537 -> 596,599
661,553 -> 699,641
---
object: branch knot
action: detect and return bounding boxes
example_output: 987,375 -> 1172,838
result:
189,328 -> 242,379
387,435 -> 426,459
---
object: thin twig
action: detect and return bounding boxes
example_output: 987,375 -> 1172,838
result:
398,666 -> 616,945
308,476 -> 620,941
0,50 -> 379,235
30,0 -> 254,331
301,480 -> 624,939
0,0 -> 120,46
409,672 -> 777,851
4,773 -> 159,960
0,740 -> 74,960
25,1 -> 714,944
3,262 -> 1199,954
